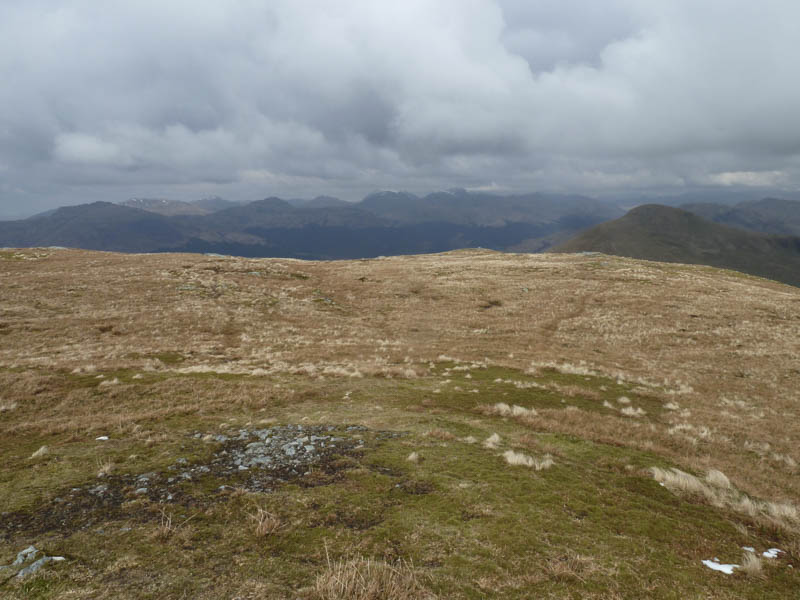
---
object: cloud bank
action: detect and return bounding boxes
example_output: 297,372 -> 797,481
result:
1,0 -> 800,215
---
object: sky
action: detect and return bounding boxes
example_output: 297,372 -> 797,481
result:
1,0 -> 800,217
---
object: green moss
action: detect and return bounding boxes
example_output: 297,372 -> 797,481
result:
1,371 -> 798,599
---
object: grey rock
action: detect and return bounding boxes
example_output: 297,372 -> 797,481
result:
12,546 -> 38,566
16,556 -> 65,579
134,487 -> 148,495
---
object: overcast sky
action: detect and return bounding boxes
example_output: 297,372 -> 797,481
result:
2,0 -> 800,217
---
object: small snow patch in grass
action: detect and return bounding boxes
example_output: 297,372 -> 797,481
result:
762,548 -> 783,559
620,406 -> 646,417
702,559 -> 738,574
742,546 -> 755,553
95,436 -> 109,441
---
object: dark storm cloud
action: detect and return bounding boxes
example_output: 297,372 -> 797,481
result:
1,0 -> 800,216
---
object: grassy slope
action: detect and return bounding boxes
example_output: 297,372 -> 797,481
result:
0,248 -> 798,598
553,204 -> 800,287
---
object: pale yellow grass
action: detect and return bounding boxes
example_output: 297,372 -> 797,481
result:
650,467 -> 799,531
739,552 -> 764,578
248,507 -> 282,537
481,402 -> 538,418
482,433 -> 502,450
502,450 -> 555,471
0,248 -> 799,506
313,555 -> 435,600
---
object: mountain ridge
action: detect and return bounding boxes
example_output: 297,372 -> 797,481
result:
554,204 -> 800,286
0,190 -> 623,258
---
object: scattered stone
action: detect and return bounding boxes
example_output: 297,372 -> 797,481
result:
17,556 -> 65,578
0,546 -> 66,579
13,546 -> 38,566
1,424 -> 406,537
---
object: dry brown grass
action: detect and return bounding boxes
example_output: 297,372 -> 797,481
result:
739,552 -> 764,578
406,452 -> 421,463
480,402 -> 537,419
0,248 -> 798,508
482,433 -> 502,450
96,459 -> 114,478
248,507 -> 282,537
543,551 -> 599,583
313,554 -> 434,600
650,466 -> 799,533
425,429 -> 456,441
29,445 -> 48,459
151,507 -> 196,542
502,450 -> 554,471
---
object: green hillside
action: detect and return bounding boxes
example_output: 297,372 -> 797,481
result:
554,204 -> 800,287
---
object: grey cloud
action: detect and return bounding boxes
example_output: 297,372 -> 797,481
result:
1,0 -> 800,217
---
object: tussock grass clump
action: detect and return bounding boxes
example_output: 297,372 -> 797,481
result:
705,469 -> 731,489
96,459 -> 114,478
249,507 -> 282,537
543,551 -> 598,582
739,552 -> 764,578
650,467 -> 800,529
152,507 -> 196,542
503,450 -> 555,471
620,406 -> 646,417
482,402 -> 538,419
425,429 -> 455,441
482,433 -> 501,449
313,555 -> 434,600
29,445 -> 49,459
0,400 -> 18,412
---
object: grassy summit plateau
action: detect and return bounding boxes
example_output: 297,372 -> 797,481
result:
0,248 -> 798,598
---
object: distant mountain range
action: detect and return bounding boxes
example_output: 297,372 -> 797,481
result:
553,204 -> 800,287
680,197 -> 800,236
4,192 -> 800,286
0,190 -> 624,259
